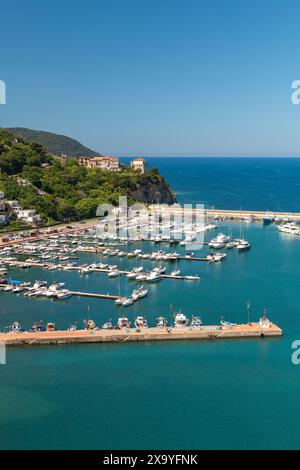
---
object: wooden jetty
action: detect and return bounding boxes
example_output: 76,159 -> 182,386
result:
0,322 -> 282,347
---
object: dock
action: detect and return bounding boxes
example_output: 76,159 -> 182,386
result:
0,322 -> 282,347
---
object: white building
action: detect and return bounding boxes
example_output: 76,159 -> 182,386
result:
79,156 -> 120,171
131,158 -> 146,174
6,200 -> 20,211
17,209 -> 41,224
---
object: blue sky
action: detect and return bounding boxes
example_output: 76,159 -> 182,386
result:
1,0 -> 300,156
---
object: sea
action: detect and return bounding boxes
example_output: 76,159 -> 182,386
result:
1,157 -> 300,450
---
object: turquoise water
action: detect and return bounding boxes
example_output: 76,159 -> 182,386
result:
1,158 -> 300,449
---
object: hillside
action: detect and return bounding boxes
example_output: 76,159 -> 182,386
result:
6,127 -> 99,157
0,129 -> 176,228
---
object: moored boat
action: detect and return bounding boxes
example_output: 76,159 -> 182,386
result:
134,316 -> 148,328
117,317 -> 131,329
174,312 -> 189,327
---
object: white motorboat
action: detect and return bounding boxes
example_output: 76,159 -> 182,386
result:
185,275 -> 200,281
108,270 -> 120,278
236,239 -> 251,251
121,297 -> 134,307
174,312 -> 189,327
277,222 -> 300,235
146,271 -> 162,282
132,286 -> 148,301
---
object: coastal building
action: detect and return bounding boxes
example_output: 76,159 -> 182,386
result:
16,178 -> 31,187
79,156 -> 120,171
131,157 -> 146,174
17,209 -> 42,224
6,200 -> 20,211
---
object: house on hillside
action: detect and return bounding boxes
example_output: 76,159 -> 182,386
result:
17,209 -> 42,224
79,156 -> 120,171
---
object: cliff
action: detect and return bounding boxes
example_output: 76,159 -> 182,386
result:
130,176 -> 176,205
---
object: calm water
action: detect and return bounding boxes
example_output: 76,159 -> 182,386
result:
1,158 -> 300,450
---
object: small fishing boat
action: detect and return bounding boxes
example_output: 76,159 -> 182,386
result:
30,321 -> 43,332
46,322 -> 56,331
185,275 -> 200,281
134,316 -> 148,328
117,317 -> 131,329
9,321 -> 23,333
102,321 -> 113,329
191,316 -> 203,327
122,297 -> 134,307
68,323 -> 77,331
156,316 -> 168,327
84,319 -> 96,330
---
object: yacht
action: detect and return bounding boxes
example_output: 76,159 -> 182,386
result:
117,317 -> 131,329
132,286 -> 148,301
134,316 -> 148,328
236,239 -> 251,252
174,312 -> 189,327
208,233 -> 231,248
277,222 -> 300,235
146,271 -> 162,282
185,275 -> 200,281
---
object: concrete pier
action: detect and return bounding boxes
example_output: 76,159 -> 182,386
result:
0,322 -> 282,347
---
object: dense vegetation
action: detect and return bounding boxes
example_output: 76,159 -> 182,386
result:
0,129 -> 174,227
6,128 -> 99,157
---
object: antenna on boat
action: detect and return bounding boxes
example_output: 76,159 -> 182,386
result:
246,300 -> 251,324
